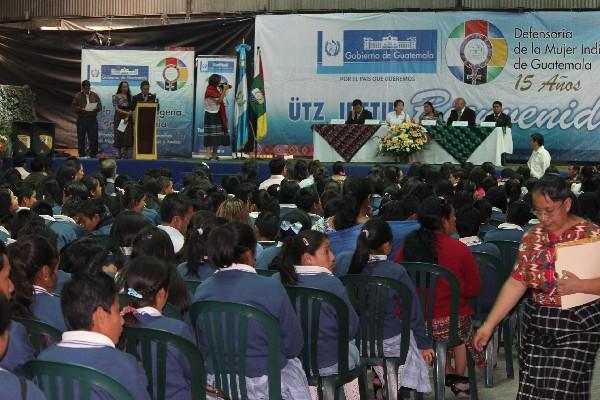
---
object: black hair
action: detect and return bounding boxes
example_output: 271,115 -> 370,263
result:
240,159 -> 259,183
208,74 -> 221,87
222,175 -> 242,196
423,101 -> 436,113
268,158 -> 286,176
349,219 -> 393,274
403,196 -> 452,264
140,80 -> 150,88
380,200 -> 403,221
255,211 -> 280,241
501,168 -> 516,179
481,176 -> 497,192
81,175 -> 101,197
64,181 -> 89,201
249,190 -> 280,215
184,215 -> 227,275
293,160 -> 309,181
124,256 -> 170,314
332,161 -> 345,175
0,189 -> 14,220
383,165 -> 401,185
8,235 -> 59,319
8,210 -> 45,239
31,200 -> 53,216
207,222 -> 257,268
78,198 -> 104,219
114,174 -> 132,189
516,166 -> 531,181
481,162 -> 496,177
0,293 -> 9,336
473,198 -> 493,222
434,180 -> 454,199
30,156 -> 45,173
504,178 -> 522,204
333,176 -> 370,231
12,154 -> 26,168
107,211 -> 152,268
235,182 -> 258,204
13,182 -> 35,206
530,133 -> 544,146
295,188 -> 319,213
37,177 -> 62,206
455,207 -> 482,238
81,80 -> 90,87
123,183 -> 146,210
131,226 -> 175,263
280,209 -> 312,239
352,99 -> 362,107
493,100 -> 502,107
4,169 -> 22,186
279,179 -> 300,204
160,193 -> 191,224
506,200 -> 533,226
60,237 -> 105,275
116,81 -> 132,103
485,186 -> 508,213
531,175 -> 571,202
272,230 -> 329,285
368,173 -> 385,196
452,190 -> 474,211
61,273 -> 117,331
393,99 -> 404,107
60,197 -> 82,218
468,167 -> 487,189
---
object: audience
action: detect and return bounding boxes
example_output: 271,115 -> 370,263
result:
259,157 -> 287,190
158,193 -> 193,253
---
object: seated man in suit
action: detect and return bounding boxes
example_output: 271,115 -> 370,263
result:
484,100 -> 512,128
345,99 -> 373,124
446,97 -> 476,126
131,80 -> 159,111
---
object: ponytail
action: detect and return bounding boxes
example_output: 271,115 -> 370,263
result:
208,222 -> 257,268
333,176 -> 371,231
271,230 -> 328,286
349,218 -> 393,274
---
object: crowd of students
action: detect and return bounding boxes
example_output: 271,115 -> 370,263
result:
0,152 -> 592,399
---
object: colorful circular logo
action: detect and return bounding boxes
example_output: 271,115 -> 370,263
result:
156,58 -> 188,91
446,20 -> 507,85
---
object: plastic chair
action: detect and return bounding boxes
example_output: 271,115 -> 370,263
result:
13,317 -> 62,356
256,269 -> 278,277
184,279 -> 202,293
118,293 -> 182,320
401,262 -> 478,400
119,326 -> 206,400
189,300 -> 282,400
285,286 -> 368,400
485,240 -> 520,281
26,360 -> 135,400
340,275 -> 421,400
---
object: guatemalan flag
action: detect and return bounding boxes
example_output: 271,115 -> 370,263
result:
234,43 -> 251,151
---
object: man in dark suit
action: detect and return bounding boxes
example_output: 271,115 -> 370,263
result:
131,80 -> 159,111
484,100 -> 512,128
345,99 -> 373,124
446,97 -> 476,126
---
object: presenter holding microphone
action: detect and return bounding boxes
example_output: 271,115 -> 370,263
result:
204,74 -> 231,160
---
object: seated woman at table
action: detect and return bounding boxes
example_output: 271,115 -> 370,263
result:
386,99 -> 409,126
419,101 -> 444,124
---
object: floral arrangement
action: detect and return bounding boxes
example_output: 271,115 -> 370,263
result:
377,121 -> 429,156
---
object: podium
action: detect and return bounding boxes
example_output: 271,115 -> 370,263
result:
134,102 -> 158,160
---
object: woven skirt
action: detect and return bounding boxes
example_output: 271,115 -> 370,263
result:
203,112 -> 230,147
518,299 -> 600,399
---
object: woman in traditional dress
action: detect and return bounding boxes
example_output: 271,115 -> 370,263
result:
203,74 -> 230,160
112,81 -> 134,159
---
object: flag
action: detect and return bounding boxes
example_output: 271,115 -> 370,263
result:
234,43 -> 251,151
250,48 -> 267,141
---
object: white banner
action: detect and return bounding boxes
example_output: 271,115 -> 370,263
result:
256,13 -> 600,161
193,55 -> 237,156
81,48 -> 195,157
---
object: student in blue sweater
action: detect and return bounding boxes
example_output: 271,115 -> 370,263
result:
348,219 -> 433,393
274,230 -> 361,400
0,294 -> 45,399
193,221 -> 310,399
0,242 -> 33,375
38,273 -> 150,400
8,235 -> 68,332
178,215 -> 226,281
123,255 -> 195,400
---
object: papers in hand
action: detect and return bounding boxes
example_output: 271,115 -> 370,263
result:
84,102 -> 97,112
117,119 -> 128,133
556,237 -> 600,309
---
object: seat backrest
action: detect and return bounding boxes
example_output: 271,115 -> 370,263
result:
284,286 -> 350,378
184,279 -> 202,293
189,301 -> 282,400
13,317 -> 62,356
340,275 -> 412,364
470,251 -> 503,322
486,240 -> 520,281
400,262 -> 460,346
26,360 -> 135,400
255,269 -> 278,278
119,326 -> 206,400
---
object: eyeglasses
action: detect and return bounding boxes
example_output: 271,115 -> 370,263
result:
532,200 -> 566,219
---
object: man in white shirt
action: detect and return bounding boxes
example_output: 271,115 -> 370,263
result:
157,193 -> 193,253
527,133 -> 551,178
259,157 -> 287,190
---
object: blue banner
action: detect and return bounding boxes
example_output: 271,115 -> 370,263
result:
81,49 -> 195,157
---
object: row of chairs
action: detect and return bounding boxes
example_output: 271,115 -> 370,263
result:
15,242 -> 521,400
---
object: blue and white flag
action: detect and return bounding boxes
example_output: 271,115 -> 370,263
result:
234,43 -> 252,151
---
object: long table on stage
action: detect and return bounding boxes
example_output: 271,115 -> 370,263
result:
312,124 -> 512,166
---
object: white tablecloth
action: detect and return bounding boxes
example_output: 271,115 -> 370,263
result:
313,126 -> 512,166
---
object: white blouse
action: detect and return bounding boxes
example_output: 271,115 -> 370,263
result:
386,111 -> 408,126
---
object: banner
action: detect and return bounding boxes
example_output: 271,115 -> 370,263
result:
256,12 -> 600,161
193,56 -> 237,156
81,48 -> 195,157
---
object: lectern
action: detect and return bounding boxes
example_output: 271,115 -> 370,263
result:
134,102 -> 158,160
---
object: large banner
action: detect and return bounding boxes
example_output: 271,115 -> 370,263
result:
193,56 -> 237,156
256,12 -> 600,161
81,48 -> 195,157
